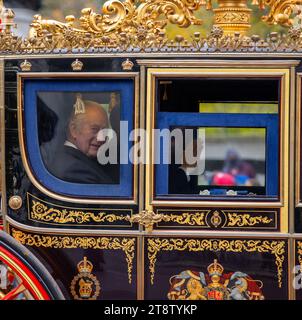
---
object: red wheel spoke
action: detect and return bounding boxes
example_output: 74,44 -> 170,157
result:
1,283 -> 26,300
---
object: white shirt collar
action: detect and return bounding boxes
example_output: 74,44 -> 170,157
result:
64,140 -> 78,149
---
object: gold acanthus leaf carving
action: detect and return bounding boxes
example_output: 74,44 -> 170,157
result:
147,238 -> 285,288
126,210 -> 164,232
262,0 -> 302,26
11,229 -> 135,284
31,200 -> 128,224
29,0 -> 204,47
227,213 -> 273,227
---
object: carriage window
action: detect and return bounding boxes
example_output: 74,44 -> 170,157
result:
168,127 -> 266,196
158,79 -> 279,112
38,91 -> 120,185
23,78 -> 134,199
155,78 -> 279,200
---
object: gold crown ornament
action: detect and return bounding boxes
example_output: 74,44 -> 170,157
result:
77,256 -> 93,273
70,257 -> 101,300
207,259 -> 224,276
122,59 -> 134,71
20,60 -> 32,72
71,59 -> 83,71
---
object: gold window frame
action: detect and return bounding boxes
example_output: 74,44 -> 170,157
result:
145,67 -> 290,229
296,73 -> 302,208
17,72 -> 140,205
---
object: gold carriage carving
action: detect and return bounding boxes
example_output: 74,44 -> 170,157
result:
27,194 -> 131,226
147,238 -> 286,288
11,229 -> 136,284
0,1 -> 302,53
127,210 -> 208,231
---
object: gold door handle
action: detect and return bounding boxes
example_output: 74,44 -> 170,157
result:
126,210 -> 166,233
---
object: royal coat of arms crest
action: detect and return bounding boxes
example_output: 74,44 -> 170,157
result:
167,259 -> 264,300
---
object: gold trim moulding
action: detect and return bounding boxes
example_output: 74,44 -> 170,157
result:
296,73 -> 302,207
136,59 -> 301,68
151,200 -> 283,208
6,215 -> 142,237
5,216 -> 291,238
16,72 -> 139,205
2,53 -> 302,61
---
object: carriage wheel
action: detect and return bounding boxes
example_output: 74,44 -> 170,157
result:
0,230 -> 64,300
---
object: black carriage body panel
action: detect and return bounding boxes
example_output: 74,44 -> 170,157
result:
2,55 -> 301,300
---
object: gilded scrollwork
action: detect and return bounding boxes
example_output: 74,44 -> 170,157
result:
262,0 -> 302,26
147,238 -> 285,288
297,241 -> 302,272
28,0 -> 204,50
153,210 -> 275,230
162,212 -> 206,226
11,229 -> 135,284
30,200 -> 129,225
226,213 -> 273,227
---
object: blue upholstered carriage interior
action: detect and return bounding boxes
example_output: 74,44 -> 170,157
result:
155,112 -> 279,198
24,78 -> 134,198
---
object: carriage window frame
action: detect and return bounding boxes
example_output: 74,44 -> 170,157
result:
146,68 -> 290,207
18,73 -> 139,205
296,73 -> 302,207
155,114 -> 278,198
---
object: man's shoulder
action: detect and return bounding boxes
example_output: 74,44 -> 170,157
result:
49,145 -> 114,184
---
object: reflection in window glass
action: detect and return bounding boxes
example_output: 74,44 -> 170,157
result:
199,102 -> 278,114
169,127 -> 266,196
37,91 -> 120,184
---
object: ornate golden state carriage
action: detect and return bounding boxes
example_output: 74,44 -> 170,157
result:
1,0 -> 302,300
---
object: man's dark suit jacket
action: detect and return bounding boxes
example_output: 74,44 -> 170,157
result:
169,164 -> 198,194
48,145 -> 114,184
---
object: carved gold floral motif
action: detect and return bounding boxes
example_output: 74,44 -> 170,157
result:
29,200 -> 129,225
11,229 -> 135,284
226,213 -> 273,227
147,238 -> 285,288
